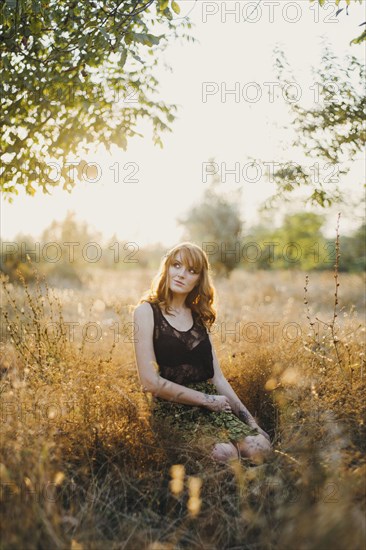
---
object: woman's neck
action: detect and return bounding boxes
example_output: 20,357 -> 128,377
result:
169,295 -> 189,312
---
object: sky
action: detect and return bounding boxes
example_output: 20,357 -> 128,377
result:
1,0 -> 365,247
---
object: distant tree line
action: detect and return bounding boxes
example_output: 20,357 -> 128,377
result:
1,211 -> 364,284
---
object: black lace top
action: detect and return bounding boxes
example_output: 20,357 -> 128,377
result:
149,302 -> 214,385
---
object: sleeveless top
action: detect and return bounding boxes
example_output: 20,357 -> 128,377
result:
149,302 -> 214,385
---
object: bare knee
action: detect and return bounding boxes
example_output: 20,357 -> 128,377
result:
211,442 -> 238,463
238,435 -> 272,464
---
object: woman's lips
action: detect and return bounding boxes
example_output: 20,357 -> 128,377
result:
174,280 -> 184,286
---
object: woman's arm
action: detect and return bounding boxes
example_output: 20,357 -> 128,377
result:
207,333 -> 270,440
133,303 -> 230,412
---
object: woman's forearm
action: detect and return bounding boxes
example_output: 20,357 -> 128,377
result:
213,376 -> 256,425
142,376 -> 210,407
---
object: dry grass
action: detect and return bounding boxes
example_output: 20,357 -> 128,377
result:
0,262 -> 365,550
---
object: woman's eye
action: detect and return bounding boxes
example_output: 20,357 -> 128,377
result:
173,261 -> 195,274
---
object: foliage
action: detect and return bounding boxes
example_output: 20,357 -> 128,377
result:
313,0 -> 366,45
0,210 -> 149,283
0,233 -> 39,282
245,213 -> 328,271
262,43 -> 365,209
0,211 -> 98,284
2,212 -> 364,283
338,223 -> 366,272
0,0 -> 193,198
177,171 -> 243,278
0,264 -> 365,548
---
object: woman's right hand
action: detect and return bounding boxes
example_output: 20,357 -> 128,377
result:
202,393 -> 232,413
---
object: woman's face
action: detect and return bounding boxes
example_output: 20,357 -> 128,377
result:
167,252 -> 201,295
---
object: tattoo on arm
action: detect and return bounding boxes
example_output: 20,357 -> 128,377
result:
237,407 -> 257,427
238,409 -> 250,424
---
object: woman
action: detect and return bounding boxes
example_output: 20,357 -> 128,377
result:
133,242 -> 272,464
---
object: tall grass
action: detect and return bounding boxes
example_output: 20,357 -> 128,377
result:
0,254 -> 365,549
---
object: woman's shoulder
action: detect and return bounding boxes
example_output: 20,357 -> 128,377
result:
133,302 -> 157,338
133,301 -> 155,320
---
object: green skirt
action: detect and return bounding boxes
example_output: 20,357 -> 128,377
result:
149,380 -> 258,450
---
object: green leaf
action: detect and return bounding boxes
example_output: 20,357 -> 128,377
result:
30,20 -> 42,33
132,32 -> 156,46
84,21 -> 97,30
99,28 -> 109,40
350,29 -> 366,45
120,49 -> 127,67
147,34 -> 162,46
32,0 -> 42,14
131,52 -> 143,63
171,1 -> 180,15
124,32 -> 133,45
79,36 -> 88,48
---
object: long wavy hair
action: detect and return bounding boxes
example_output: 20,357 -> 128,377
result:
138,242 -> 217,330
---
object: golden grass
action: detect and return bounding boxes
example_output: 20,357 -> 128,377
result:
0,263 -> 365,550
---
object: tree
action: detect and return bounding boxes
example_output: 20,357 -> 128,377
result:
177,170 -> 243,278
245,213 -> 329,271
41,210 -> 98,244
338,223 -> 366,272
260,43 -> 365,209
0,0 -> 193,199
272,212 -> 328,270
0,232 -> 39,282
313,0 -> 365,45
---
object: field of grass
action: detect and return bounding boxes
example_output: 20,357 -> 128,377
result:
1,265 -> 365,550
